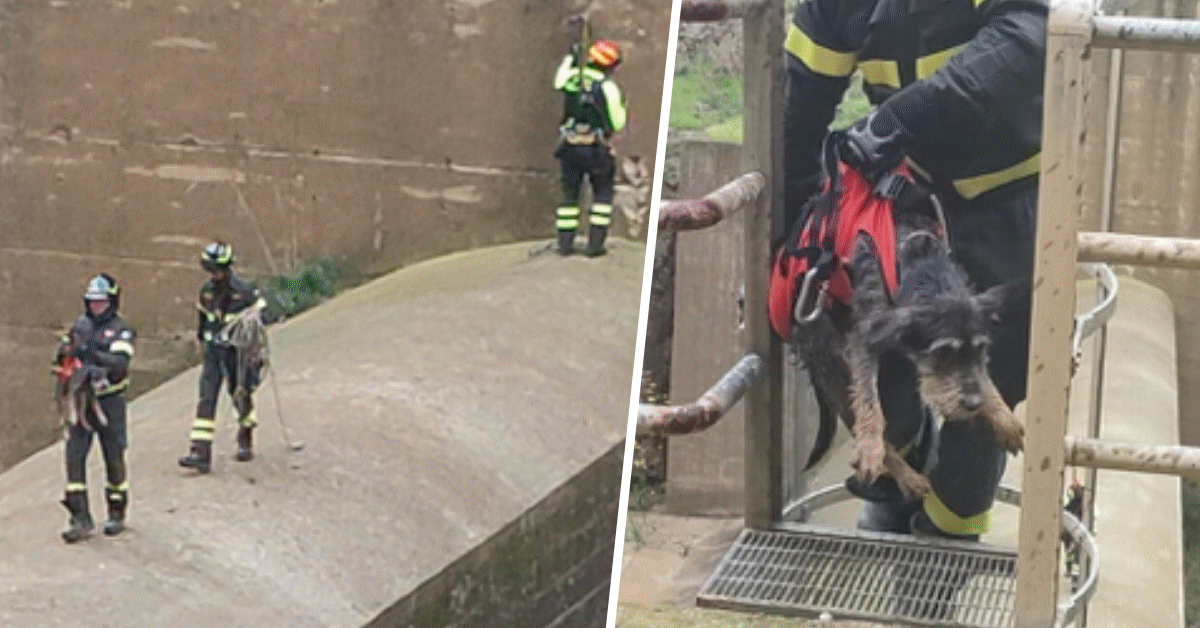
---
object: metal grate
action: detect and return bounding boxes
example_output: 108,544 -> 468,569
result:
697,526 -> 1019,627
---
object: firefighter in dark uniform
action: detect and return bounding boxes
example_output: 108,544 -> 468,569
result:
783,0 -> 1047,541
56,274 -> 136,542
552,38 -> 628,257
178,241 -> 267,473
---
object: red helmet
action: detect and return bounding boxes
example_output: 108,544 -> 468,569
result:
588,40 -> 622,70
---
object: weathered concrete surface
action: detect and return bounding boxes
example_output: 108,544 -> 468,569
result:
0,239 -> 643,627
0,0 -> 672,470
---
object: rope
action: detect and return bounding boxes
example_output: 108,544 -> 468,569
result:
221,308 -> 269,405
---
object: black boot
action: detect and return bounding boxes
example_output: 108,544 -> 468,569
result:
60,493 -> 94,544
103,490 -> 126,536
234,427 -> 254,462
178,441 -> 212,474
557,231 -> 575,256
584,225 -> 608,257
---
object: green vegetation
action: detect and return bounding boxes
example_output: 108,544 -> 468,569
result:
258,256 -> 345,319
668,38 -> 873,142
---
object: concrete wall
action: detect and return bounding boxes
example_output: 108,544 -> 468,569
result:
364,442 -> 623,628
0,0 -> 672,469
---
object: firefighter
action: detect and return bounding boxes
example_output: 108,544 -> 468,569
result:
178,241 -> 267,473
552,37 -> 628,256
56,274 -> 136,542
783,0 -> 1047,541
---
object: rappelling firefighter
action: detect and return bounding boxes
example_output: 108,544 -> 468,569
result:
54,274 -> 136,542
178,241 -> 268,473
552,33 -> 628,256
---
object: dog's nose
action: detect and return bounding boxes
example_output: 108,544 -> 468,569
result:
962,394 -> 983,414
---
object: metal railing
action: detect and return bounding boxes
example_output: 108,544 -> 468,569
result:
1016,1 -> 1200,626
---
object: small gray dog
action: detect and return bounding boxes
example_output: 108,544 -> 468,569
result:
796,205 -> 1025,500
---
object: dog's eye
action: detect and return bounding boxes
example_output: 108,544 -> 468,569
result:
924,337 -> 963,360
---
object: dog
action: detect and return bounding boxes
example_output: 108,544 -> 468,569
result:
795,202 -> 1025,500
613,155 -> 651,238
54,318 -> 109,431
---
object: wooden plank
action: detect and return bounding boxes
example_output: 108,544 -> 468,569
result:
1013,0 -> 1094,624
741,0 -> 786,529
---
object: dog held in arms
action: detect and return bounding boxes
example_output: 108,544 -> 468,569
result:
795,188 -> 1025,501
54,317 -> 109,432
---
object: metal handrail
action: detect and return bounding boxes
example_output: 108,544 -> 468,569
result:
1093,15 -> 1200,52
657,172 -> 765,231
637,354 -> 763,435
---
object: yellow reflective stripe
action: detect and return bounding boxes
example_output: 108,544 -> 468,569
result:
554,55 -> 607,90
65,482 -> 87,493
190,431 -> 214,441
785,23 -> 857,77
253,297 -> 267,310
601,81 -> 627,132
953,153 -> 1041,199
556,206 -> 581,218
590,215 -> 612,227
590,203 -> 612,217
192,418 -> 216,430
916,44 -> 966,79
197,303 -> 219,321
975,0 -> 987,8
923,491 -> 991,535
106,482 -> 129,492
239,411 -> 258,429
109,340 -> 134,356
556,219 -> 580,230
858,59 -> 901,89
96,379 -> 129,396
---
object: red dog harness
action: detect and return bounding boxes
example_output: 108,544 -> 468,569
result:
769,145 -> 926,342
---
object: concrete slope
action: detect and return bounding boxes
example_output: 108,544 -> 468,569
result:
0,240 -> 644,628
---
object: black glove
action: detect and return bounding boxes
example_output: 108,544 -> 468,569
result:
839,108 -> 913,183
71,344 -> 90,361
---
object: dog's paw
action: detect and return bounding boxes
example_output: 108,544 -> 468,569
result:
896,471 -> 932,501
993,416 -> 1025,453
853,438 -> 886,484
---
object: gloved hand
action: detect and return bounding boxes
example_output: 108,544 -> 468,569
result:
839,108 -> 914,183
71,344 -> 90,361
569,42 -> 582,59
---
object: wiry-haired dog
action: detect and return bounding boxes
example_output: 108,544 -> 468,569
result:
797,208 -> 1025,500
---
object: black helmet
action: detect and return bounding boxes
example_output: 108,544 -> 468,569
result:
83,273 -> 120,319
200,241 -> 234,273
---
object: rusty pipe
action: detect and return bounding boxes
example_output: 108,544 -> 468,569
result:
1077,231 -> 1200,269
637,354 -> 763,435
1065,436 -> 1200,475
658,172 -> 765,232
680,0 -> 768,22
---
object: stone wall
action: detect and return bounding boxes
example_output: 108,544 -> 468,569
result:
363,441 -> 624,628
0,0 -> 671,469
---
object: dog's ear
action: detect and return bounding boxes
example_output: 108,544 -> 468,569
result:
974,277 -> 1031,321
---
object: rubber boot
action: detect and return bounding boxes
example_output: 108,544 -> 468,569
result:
177,441 -> 212,474
103,489 -> 126,536
557,231 -> 575,256
60,493 -> 94,544
584,225 -> 608,257
234,426 -> 254,462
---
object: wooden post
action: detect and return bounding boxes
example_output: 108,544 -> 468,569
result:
740,0 -> 785,529
1013,0 -> 1093,624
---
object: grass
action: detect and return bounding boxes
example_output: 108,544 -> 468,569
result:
257,256 -> 345,320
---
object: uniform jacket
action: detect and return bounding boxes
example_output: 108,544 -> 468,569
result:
783,0 -> 1048,223
197,274 -> 266,343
